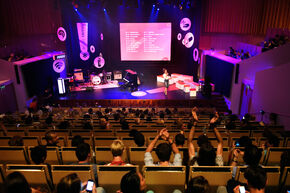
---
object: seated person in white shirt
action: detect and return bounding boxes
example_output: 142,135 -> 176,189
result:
144,128 -> 182,166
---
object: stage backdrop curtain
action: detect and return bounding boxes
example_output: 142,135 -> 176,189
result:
202,0 -> 290,35
0,0 -> 62,37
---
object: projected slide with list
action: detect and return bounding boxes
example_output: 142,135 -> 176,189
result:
120,23 -> 171,61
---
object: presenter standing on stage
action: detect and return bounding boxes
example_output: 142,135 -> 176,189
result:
163,68 -> 170,96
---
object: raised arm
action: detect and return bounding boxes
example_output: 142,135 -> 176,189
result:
146,128 -> 166,153
210,116 -> 223,156
188,121 -> 197,158
0,122 -> 7,136
163,130 -> 179,154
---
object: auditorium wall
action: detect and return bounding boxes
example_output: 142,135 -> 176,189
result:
251,62 -> 290,130
229,43 -> 290,126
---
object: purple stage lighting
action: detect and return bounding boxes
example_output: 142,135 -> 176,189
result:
153,4 -> 155,7
103,8 -> 106,12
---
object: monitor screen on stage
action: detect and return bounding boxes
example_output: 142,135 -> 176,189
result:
120,23 -> 171,61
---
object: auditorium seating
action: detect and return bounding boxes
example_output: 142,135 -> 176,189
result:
0,107 -> 288,192
95,146 -> 127,164
97,165 -> 138,193
264,147 -> 290,166
61,147 -> 78,164
0,146 -> 29,164
51,165 -> 94,187
5,164 -> 52,192
189,166 -> 233,193
144,166 -> 186,193
237,166 -> 281,192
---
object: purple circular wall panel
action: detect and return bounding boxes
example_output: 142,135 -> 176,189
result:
57,27 -> 67,42
94,56 -> 105,68
53,59 -> 65,73
180,18 -> 191,31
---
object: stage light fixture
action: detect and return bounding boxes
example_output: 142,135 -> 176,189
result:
104,8 -> 106,11
157,8 -> 160,11
153,4 -> 155,7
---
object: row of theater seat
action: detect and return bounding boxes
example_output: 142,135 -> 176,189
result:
0,145 -> 289,167
0,164 -> 289,193
0,134 -> 289,147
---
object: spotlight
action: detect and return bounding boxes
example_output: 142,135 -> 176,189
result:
157,8 -> 159,11
103,8 -> 106,12
74,8 -> 78,11
153,4 -> 155,7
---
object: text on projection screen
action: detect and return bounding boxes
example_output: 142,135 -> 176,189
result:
120,23 -> 172,61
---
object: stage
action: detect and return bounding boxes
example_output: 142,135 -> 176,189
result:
56,73 -> 228,111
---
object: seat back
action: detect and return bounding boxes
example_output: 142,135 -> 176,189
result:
22,136 -> 40,146
28,146 -> 62,165
283,167 -> 290,186
95,147 -> 127,164
5,164 -> 52,192
258,137 -> 284,147
40,136 -> 66,147
189,166 -> 233,193
0,164 -> 4,191
237,166 -> 280,192
61,147 -> 78,164
265,147 -> 290,165
121,137 -> 142,147
97,165 -> 139,193
143,166 -> 186,193
67,136 -> 92,147
94,137 -> 118,146
51,165 -> 94,187
0,137 -> 12,146
0,146 -> 29,164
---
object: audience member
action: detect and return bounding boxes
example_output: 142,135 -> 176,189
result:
233,166 -> 267,193
144,128 -> 182,166
175,133 -> 185,147
74,143 -> 98,185
30,145 -> 47,165
188,117 -> 224,166
107,139 -> 130,165
8,135 -> 24,146
56,173 -> 105,193
129,129 -> 145,147
187,176 -> 210,193
5,171 -> 43,193
71,135 -> 85,147
44,130 -> 59,146
119,170 -> 146,193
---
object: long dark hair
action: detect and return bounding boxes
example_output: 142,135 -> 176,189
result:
121,170 -> 144,193
5,172 -> 31,193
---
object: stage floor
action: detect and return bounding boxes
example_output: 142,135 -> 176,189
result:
58,78 -> 199,100
56,73 -> 228,110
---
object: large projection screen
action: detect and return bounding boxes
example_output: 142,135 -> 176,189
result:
120,23 -> 172,61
